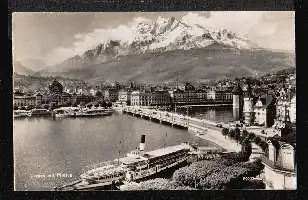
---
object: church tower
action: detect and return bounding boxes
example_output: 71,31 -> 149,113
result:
243,83 -> 254,126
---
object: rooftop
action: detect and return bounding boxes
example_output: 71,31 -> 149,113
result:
254,95 -> 275,109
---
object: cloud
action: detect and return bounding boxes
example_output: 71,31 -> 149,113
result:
44,11 -> 294,65
45,25 -> 135,65
247,11 -> 295,50
44,16 -> 155,65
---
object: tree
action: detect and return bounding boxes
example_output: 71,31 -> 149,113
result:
172,160 -> 224,188
221,128 -> 229,138
234,127 -> 241,141
218,152 -> 246,166
232,159 -> 264,178
95,91 -> 103,97
121,178 -> 196,190
259,141 -> 268,152
99,100 -> 107,107
235,131 -> 241,142
229,129 -> 235,138
248,132 -> 256,141
199,165 -> 250,189
240,140 -> 252,161
242,130 -> 249,139
254,136 -> 261,144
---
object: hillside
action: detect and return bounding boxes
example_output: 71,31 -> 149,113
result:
13,61 -> 34,75
37,45 -> 295,83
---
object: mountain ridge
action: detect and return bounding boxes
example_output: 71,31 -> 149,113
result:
36,16 -> 295,82
36,45 -> 295,83
13,61 -> 34,75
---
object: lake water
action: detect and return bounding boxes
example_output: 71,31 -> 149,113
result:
175,106 -> 234,123
13,108 -> 234,191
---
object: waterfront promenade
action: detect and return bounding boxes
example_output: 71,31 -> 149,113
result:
196,129 -> 241,152
121,106 -> 241,152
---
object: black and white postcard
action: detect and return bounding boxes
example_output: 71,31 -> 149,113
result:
12,11 -> 296,191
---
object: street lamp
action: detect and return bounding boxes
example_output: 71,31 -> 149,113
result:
186,106 -> 189,126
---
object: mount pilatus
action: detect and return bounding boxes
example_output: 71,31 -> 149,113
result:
39,16 -> 295,82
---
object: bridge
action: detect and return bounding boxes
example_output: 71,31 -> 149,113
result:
172,100 -> 232,107
176,104 -> 232,108
122,106 -> 219,132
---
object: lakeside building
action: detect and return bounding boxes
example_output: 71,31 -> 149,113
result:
72,93 -> 96,105
14,94 -> 42,108
131,91 -> 151,107
276,87 -> 296,124
253,95 -> 276,127
49,79 -> 72,106
289,96 -> 296,123
89,88 -> 97,96
195,89 -> 208,102
129,82 -> 233,107
130,90 -> 171,107
215,90 -> 233,101
153,90 -> 172,106
262,139 -> 296,189
104,88 -> 119,102
172,83 -> 232,105
243,84 -> 276,127
118,89 -> 132,106
206,89 -> 216,100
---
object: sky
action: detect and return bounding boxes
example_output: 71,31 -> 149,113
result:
12,11 -> 295,69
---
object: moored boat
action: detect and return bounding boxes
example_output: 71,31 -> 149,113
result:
29,108 -> 51,117
55,135 -> 193,191
75,107 -> 113,117
14,110 -> 31,118
53,107 -> 76,118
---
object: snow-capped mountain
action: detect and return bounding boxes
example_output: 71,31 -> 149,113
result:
38,16 -> 294,82
98,16 -> 254,55
133,16 -> 253,52
44,16 -> 255,70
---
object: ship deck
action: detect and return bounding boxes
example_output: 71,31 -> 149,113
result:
144,143 -> 191,158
